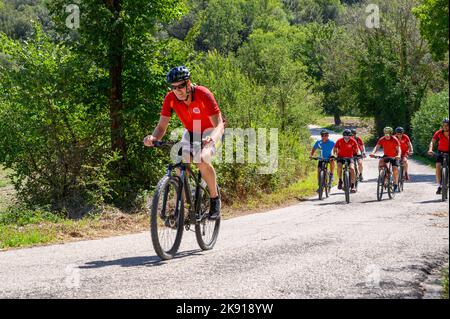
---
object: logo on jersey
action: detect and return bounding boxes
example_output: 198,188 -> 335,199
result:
192,107 -> 201,114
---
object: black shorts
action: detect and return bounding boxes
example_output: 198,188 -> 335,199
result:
317,159 -> 333,169
436,152 -> 449,164
382,157 -> 399,167
337,158 -> 354,165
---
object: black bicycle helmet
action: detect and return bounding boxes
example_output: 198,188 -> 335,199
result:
166,66 -> 191,84
395,127 -> 405,134
443,118 -> 449,124
320,130 -> 329,136
343,129 -> 352,137
351,129 -> 357,136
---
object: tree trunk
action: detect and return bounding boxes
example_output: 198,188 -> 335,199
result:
106,0 -> 127,163
334,113 -> 341,126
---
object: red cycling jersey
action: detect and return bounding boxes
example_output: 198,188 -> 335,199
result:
335,138 -> 360,158
433,130 -> 449,152
398,134 -> 411,157
353,136 -> 364,155
161,86 -> 220,133
377,136 -> 400,157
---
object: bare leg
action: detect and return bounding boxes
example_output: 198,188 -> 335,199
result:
358,159 -> 363,177
393,166 -> 399,184
350,164 -> 356,184
436,163 -> 442,184
330,160 -> 335,176
196,147 -> 219,198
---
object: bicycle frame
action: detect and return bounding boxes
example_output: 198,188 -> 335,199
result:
166,162 -> 205,226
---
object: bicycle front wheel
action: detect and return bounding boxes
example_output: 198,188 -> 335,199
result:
325,171 -> 330,198
344,170 -> 350,204
150,176 -> 184,260
377,170 -> 385,201
387,173 -> 396,199
318,170 -> 325,200
195,185 -> 221,251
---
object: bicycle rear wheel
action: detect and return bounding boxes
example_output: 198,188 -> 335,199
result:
195,185 -> 221,251
344,170 -> 350,204
150,176 -> 184,260
377,170 -> 385,201
442,166 -> 448,202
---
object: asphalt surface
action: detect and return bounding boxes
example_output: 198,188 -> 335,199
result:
0,126 -> 448,299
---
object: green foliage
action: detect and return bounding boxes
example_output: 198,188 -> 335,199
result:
343,0 -> 446,135
443,268 -> 449,299
0,206 -> 63,226
411,91 -> 449,155
0,224 -> 55,249
0,0 -> 448,219
413,0 -> 449,61
193,47 -> 318,202
0,29 -> 116,216
282,0 -> 343,24
0,0 -> 53,39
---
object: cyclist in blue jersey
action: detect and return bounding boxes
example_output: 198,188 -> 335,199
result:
310,130 -> 336,184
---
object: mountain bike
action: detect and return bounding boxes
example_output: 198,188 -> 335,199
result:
433,152 -> 449,202
398,157 -> 407,193
374,156 -> 397,201
312,157 -> 332,200
148,141 -> 221,260
337,157 -> 354,204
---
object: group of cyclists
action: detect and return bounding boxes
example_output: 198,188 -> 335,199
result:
142,65 -> 448,260
144,65 -> 449,220
309,120 -> 449,197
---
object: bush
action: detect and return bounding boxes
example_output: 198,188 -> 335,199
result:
192,50 -> 319,203
411,91 -> 449,155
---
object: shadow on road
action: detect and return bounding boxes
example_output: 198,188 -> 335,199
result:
80,249 -> 203,269
408,174 -> 436,183
416,199 -> 446,204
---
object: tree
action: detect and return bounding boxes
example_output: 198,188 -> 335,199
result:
343,0 -> 446,135
413,0 -> 449,61
48,0 -> 187,205
281,0 -> 343,24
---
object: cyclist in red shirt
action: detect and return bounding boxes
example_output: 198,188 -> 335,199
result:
333,129 -> 361,193
370,127 -> 401,192
143,66 -> 225,220
395,127 -> 413,181
428,118 -> 449,195
351,129 -> 366,181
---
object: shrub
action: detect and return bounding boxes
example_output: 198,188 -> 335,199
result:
411,91 -> 449,155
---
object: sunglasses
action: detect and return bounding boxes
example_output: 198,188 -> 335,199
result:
170,81 -> 188,91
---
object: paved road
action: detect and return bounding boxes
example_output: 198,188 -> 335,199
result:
0,126 -> 448,299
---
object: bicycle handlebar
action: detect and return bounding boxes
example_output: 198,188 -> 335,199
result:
153,141 -> 175,148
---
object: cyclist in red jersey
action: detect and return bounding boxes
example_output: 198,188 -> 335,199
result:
351,129 -> 366,181
428,118 -> 449,195
394,127 -> 413,181
143,66 -> 225,220
370,127 -> 401,192
333,129 -> 361,193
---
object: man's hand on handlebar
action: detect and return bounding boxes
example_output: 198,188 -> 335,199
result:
143,135 -> 157,147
